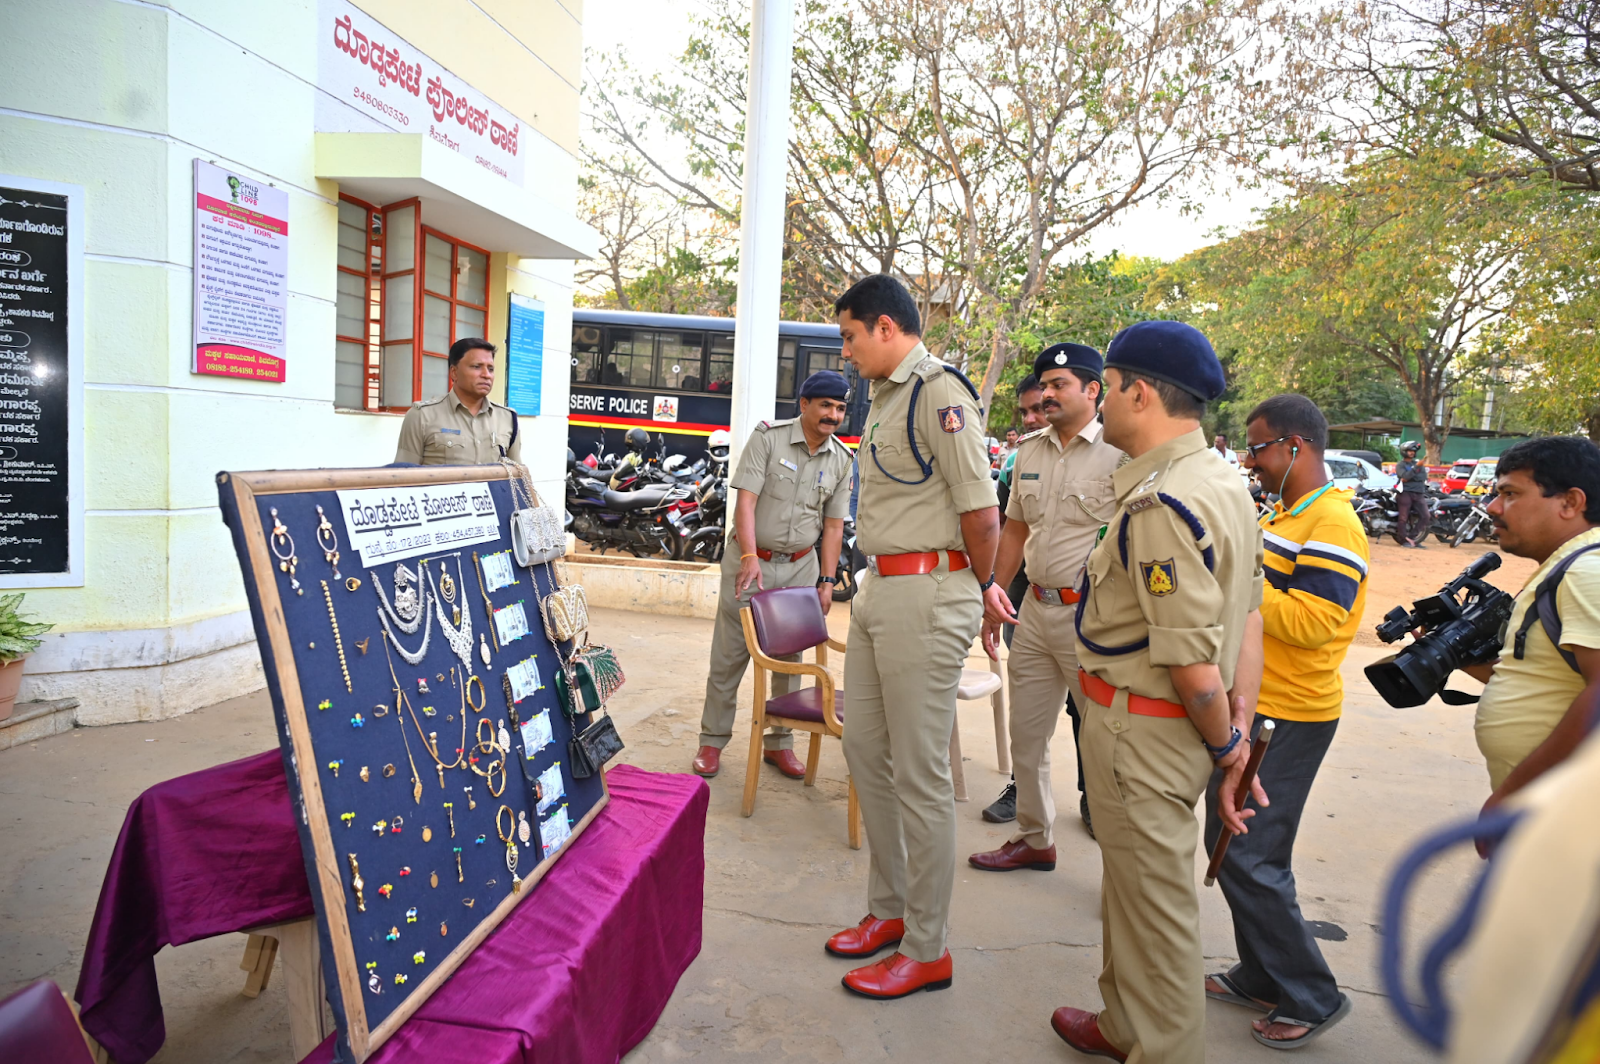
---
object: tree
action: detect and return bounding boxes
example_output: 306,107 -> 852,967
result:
1162,149 -> 1563,463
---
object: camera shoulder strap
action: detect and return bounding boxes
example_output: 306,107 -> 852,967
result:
1513,542 -> 1600,673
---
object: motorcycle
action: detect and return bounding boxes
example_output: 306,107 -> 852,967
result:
1428,491 -> 1475,544
565,456 -> 692,558
677,471 -> 728,563
1450,494 -> 1498,548
827,518 -> 864,603
1354,487 -> 1403,541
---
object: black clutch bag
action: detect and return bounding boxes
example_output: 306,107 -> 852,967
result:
569,713 -> 624,779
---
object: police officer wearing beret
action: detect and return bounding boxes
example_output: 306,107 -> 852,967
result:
969,343 -> 1123,873
1051,321 -> 1266,1063
822,274 -> 1003,999
394,338 -> 523,465
691,370 -> 856,780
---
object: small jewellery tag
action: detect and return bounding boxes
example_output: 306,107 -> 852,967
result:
482,551 -> 517,592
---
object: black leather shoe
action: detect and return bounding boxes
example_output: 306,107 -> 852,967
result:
983,780 -> 1017,823
1080,793 -> 1095,840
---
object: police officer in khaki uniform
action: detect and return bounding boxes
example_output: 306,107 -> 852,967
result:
820,275 -> 1004,1000
1051,321 -> 1265,1064
691,370 -> 856,780
969,342 -> 1122,873
394,338 -> 522,465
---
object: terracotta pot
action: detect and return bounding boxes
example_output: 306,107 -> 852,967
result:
0,656 -> 26,722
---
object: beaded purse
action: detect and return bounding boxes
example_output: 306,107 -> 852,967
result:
502,459 -> 565,567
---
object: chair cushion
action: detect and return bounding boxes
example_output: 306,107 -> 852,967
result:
766,687 -> 841,725
957,669 -> 1002,700
748,586 -> 829,658
0,981 -> 94,1064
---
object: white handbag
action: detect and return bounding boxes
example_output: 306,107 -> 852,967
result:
503,460 -> 565,566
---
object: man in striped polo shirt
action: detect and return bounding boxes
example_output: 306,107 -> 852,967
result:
1204,394 -> 1365,1049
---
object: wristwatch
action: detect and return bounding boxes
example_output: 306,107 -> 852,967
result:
979,574 -> 997,593
818,576 -> 837,585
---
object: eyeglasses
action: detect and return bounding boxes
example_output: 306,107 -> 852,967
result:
1245,435 -> 1291,459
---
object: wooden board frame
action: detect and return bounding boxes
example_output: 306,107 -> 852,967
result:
217,463 -> 609,1062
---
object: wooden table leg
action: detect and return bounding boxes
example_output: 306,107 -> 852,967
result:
241,919 -> 326,1060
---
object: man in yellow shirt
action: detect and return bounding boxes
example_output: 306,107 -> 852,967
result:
1205,395 -> 1363,1049
1464,437 -> 1600,807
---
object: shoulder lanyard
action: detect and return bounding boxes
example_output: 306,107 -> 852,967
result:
1271,481 -> 1333,524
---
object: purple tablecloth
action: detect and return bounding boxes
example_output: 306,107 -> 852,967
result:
75,755 -> 707,1064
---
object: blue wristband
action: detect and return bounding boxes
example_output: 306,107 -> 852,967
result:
1204,725 -> 1243,762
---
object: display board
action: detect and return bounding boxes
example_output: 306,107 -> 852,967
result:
192,159 -> 289,382
217,464 -> 608,1062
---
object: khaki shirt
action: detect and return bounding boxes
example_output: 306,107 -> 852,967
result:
856,343 -> 999,555
394,391 -> 522,466
729,417 -> 855,553
1005,418 -> 1124,588
1076,428 -> 1264,703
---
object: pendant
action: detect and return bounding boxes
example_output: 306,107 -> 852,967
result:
436,764 -> 445,787
413,777 -> 423,804
422,826 -> 432,842
440,571 -> 456,601
518,810 -> 530,845
497,721 -> 511,751
360,766 -> 369,783
463,786 -> 476,811
512,873 -> 522,893
441,921 -> 448,936
430,871 -> 439,888
479,634 -> 491,666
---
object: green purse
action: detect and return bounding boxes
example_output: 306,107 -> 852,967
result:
555,644 -> 625,717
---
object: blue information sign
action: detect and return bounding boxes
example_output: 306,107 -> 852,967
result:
506,294 -> 544,416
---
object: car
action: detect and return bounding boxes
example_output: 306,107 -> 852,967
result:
1325,450 -> 1398,493
1442,458 -> 1479,494
1463,457 -> 1498,495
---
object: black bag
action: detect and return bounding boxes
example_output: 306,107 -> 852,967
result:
569,713 -> 624,779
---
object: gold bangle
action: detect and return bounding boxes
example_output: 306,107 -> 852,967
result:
496,804 -> 514,844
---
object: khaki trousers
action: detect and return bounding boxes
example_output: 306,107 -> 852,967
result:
1007,593 -> 1087,849
1080,686 -> 1212,1064
697,549 -> 819,752
842,564 -> 982,963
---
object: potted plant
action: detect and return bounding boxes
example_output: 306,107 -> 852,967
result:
0,593 -> 53,721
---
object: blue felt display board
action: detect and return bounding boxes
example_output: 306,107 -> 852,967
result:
216,467 -> 607,1062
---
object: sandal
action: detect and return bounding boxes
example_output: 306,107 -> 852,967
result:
1250,993 -> 1352,1050
1204,972 -> 1275,1013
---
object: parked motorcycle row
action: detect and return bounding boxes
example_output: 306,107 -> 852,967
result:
564,429 -> 861,601
1348,485 -> 1496,548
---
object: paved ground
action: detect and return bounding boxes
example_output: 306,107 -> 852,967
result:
0,535 -> 1532,1062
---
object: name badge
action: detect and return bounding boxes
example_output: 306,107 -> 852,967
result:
1019,472 -> 1040,480
779,458 -> 798,471
439,428 -> 461,435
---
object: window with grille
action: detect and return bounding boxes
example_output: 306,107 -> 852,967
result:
334,197 -> 493,411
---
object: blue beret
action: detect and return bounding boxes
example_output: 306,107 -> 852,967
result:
799,369 -> 849,400
1104,320 -> 1225,402
1034,342 -> 1103,382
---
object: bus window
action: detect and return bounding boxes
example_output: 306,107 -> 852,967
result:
654,331 -> 705,390
777,339 -> 798,399
803,347 -> 845,377
605,328 -> 654,387
707,334 -> 734,392
571,325 -> 602,383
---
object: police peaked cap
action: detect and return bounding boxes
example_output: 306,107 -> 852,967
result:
1034,343 -> 1103,383
799,369 -> 850,400
1104,320 -> 1226,402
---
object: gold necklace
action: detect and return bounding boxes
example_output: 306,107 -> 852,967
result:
401,665 -> 469,787
380,631 -> 428,803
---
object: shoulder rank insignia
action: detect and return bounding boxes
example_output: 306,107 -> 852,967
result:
1140,559 -> 1177,596
938,406 -> 965,433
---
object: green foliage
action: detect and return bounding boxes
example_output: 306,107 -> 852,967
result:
0,593 -> 51,663
578,247 -> 738,317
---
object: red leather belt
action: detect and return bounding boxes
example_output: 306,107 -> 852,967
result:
868,550 -> 970,577
1078,668 -> 1188,719
1031,584 -> 1081,605
756,546 -> 812,563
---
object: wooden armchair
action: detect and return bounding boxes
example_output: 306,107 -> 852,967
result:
738,586 -> 862,849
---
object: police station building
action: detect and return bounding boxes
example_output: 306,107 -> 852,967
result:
1,0 -> 595,723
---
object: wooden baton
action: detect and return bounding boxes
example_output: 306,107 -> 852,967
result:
1203,718 -> 1274,888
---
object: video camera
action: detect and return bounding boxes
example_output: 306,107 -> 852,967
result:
1364,552 -> 1516,708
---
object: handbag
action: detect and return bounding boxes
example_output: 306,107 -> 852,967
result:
555,644 -> 625,717
569,713 -> 625,779
502,459 -> 565,567
539,583 -> 589,645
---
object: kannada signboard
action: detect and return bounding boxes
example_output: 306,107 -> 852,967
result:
0,178 -> 82,586
335,481 -> 501,567
317,0 -> 526,186
192,160 -> 289,382
505,294 -> 543,417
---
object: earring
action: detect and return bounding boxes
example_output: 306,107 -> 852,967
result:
315,505 -> 342,580
269,508 -> 302,595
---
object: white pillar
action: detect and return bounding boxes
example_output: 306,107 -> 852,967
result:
727,0 -> 794,467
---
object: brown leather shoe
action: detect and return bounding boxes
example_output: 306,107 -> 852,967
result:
763,749 -> 806,779
969,838 -> 1057,871
691,746 -> 721,777
825,914 -> 904,958
842,951 -> 952,999
1051,1007 -> 1128,1061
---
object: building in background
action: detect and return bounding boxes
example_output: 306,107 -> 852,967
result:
0,0 -> 596,723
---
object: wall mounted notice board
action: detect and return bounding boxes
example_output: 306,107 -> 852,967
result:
217,464 -> 607,1062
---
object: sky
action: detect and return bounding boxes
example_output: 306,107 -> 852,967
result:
581,0 -> 1280,262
